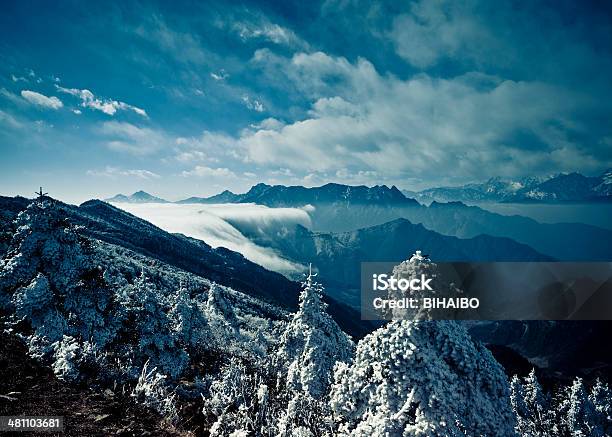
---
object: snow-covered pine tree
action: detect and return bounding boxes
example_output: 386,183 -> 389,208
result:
275,266 -> 354,398
590,379 -> 612,435
329,319 -> 516,436
169,279 -> 211,350
558,377 -> 602,437
510,370 -> 612,436
120,269 -> 188,378
0,200 -> 90,356
273,266 -> 354,435
511,369 -> 555,436
203,282 -> 244,352
329,253 -> 514,435
387,251 -> 464,320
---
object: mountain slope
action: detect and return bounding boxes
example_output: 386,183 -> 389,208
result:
0,196 -> 370,338
237,217 -> 551,307
277,200 -> 612,261
410,176 -> 547,203
511,171 -> 608,202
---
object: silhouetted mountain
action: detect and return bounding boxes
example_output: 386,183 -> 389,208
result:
105,191 -> 169,203
279,200 -> 612,261
176,183 -> 419,206
236,217 -> 552,307
239,183 -> 418,206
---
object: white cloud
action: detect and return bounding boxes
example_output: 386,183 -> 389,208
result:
232,17 -> 307,49
98,121 -> 167,155
250,117 -> 284,131
172,130 -> 237,164
181,166 -> 236,178
20,90 -> 63,109
56,85 -> 147,117
220,50 -> 607,185
389,1 -> 494,68
175,150 -> 208,163
86,166 -> 161,179
113,203 -> 308,274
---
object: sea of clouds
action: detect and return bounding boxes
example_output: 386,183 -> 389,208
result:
112,202 -> 311,275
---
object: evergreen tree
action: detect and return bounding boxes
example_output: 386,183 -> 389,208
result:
273,267 -> 354,435
329,320 -> 516,436
275,268 -> 353,399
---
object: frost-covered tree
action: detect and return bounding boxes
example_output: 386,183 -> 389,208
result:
203,357 -> 278,437
511,371 -> 612,437
0,201 -> 91,356
169,280 -> 211,350
269,267 -> 354,435
329,320 -> 516,436
387,251 -> 464,320
275,268 -> 354,398
511,369 -> 556,436
118,269 -> 188,378
590,379 -> 612,434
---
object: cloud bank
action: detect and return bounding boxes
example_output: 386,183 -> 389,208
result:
112,203 -> 310,275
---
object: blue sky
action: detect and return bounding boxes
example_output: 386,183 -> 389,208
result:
1,0 -> 612,202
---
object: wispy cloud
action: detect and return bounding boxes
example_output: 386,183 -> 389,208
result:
241,94 -> 265,112
134,14 -> 208,65
0,110 -> 23,129
210,70 -> 229,81
20,90 -> 63,109
11,74 -> 28,83
231,15 -> 308,50
181,166 -> 236,178
98,121 -> 166,155
56,85 -> 147,117
87,166 -> 161,179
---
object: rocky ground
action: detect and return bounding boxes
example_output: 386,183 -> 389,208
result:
0,331 -> 190,437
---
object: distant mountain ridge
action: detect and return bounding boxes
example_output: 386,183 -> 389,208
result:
406,170 -> 612,203
108,170 -> 612,206
108,183 -> 419,206
106,190 -> 169,204
234,217 -> 553,308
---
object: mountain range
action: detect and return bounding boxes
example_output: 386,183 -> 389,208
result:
233,217 -> 553,308
107,170 -> 612,206
404,169 -> 612,204
108,183 -> 418,206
